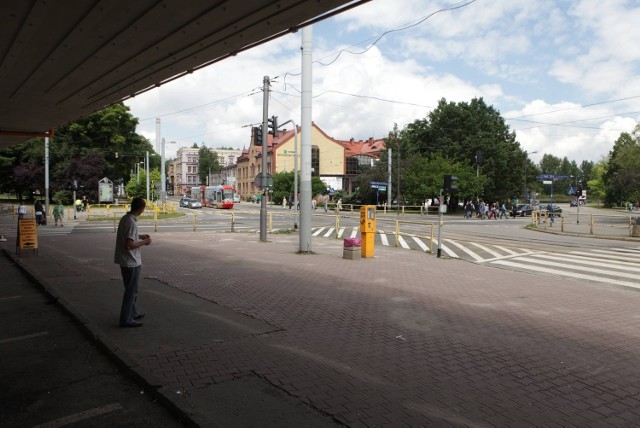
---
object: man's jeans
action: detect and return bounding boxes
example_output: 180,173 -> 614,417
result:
120,265 -> 141,326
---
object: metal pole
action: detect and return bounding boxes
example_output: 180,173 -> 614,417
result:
387,147 -> 392,208
146,151 -> 150,202
396,140 -> 400,213
437,193 -> 443,258
44,135 -> 50,220
299,26 -> 313,252
158,119 -> 166,204
259,76 -> 269,242
576,175 -> 580,224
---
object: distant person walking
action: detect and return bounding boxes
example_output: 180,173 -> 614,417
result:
53,200 -> 64,227
17,202 -> 27,219
34,200 -> 43,225
114,197 -> 152,328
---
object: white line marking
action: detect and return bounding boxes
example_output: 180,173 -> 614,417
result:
350,227 -> 358,238
378,230 -> 389,246
529,253 -> 640,273
33,403 -> 124,428
312,227 -> 325,237
0,331 -> 48,344
432,239 -> 458,258
412,237 -> 430,252
470,242 -> 502,258
337,227 -> 345,238
323,228 -> 335,238
514,256 -> 640,280
569,250 -> 638,262
491,259 -> 640,289
446,239 -> 484,262
398,235 -> 410,249
493,245 -> 520,256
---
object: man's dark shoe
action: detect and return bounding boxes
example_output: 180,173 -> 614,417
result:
121,321 -> 143,328
133,313 -> 145,320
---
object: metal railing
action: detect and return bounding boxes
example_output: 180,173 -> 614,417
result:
532,211 -> 640,238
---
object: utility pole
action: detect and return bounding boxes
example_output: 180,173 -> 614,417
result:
387,147 -> 392,208
259,76 -> 270,242
299,26 -> 313,252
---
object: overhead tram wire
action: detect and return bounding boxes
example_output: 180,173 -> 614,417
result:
505,94 -> 640,120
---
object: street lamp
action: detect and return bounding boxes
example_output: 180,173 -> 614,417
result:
524,151 -> 538,203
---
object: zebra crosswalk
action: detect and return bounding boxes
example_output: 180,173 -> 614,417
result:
490,248 -> 640,290
311,226 -> 534,261
311,226 -> 640,289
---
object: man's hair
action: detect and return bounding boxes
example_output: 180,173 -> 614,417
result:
130,197 -> 146,212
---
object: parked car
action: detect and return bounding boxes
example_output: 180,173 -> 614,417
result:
233,194 -> 240,203
569,200 -> 578,207
514,204 -> 534,216
179,197 -> 191,207
539,204 -> 563,216
187,199 -> 202,209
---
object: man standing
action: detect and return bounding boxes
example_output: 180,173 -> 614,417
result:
52,200 -> 64,227
114,197 -> 152,328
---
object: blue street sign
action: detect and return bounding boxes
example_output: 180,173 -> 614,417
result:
536,174 -> 570,180
568,186 -> 576,195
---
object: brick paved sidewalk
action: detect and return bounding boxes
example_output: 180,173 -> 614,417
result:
4,230 -> 640,426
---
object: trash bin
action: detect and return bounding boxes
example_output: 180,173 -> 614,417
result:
343,237 -> 361,260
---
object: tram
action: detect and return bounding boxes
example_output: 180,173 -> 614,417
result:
191,185 -> 234,209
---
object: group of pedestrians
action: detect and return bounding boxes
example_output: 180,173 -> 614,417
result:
464,200 -> 509,220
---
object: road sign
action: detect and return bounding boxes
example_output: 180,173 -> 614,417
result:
536,174 -> 570,180
253,173 -> 273,190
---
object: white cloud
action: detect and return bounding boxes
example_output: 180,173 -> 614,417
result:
125,0 -> 640,165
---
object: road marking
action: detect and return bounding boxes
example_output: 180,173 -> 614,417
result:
569,250 -> 639,262
530,253 -> 640,273
323,227 -> 335,238
446,239 -> 484,262
312,227 -> 325,237
491,259 -> 640,289
432,239 -> 458,258
378,230 -> 389,246
398,235 -> 410,249
0,331 -> 48,344
516,256 -> 640,281
33,403 -> 124,428
349,227 -> 358,238
470,242 -> 502,258
412,236 -> 430,252
337,227 -> 345,238
0,295 -> 22,301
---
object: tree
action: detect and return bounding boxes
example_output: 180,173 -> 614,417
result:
394,98 -> 525,203
603,125 -> 640,206
198,145 -> 220,185
0,103 -> 153,202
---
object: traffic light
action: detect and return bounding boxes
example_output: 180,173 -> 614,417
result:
268,115 -> 278,137
475,150 -> 483,166
444,175 -> 459,193
253,125 -> 263,143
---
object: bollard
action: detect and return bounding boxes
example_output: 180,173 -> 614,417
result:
343,237 -> 361,260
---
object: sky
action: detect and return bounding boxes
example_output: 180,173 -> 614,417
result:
125,0 -> 640,165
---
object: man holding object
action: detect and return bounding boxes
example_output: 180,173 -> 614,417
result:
114,197 -> 152,328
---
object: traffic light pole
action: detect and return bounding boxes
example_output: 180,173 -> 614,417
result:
259,76 -> 270,242
437,192 -> 443,258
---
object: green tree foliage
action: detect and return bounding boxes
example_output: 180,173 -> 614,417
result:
393,98 -> 525,203
0,103 -> 153,202
603,125 -> 640,206
124,168 -> 162,199
198,145 -> 220,184
271,171 -> 327,204
587,159 -> 607,204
